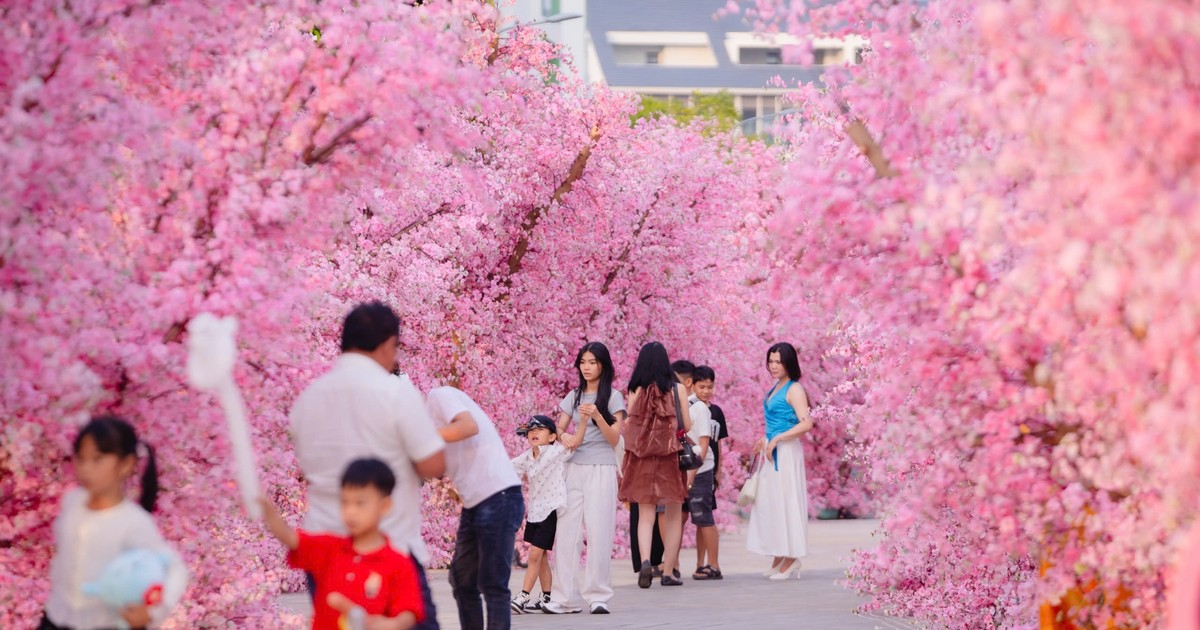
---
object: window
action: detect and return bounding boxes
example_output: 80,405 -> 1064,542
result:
765,49 -> 782,64
542,0 -> 561,16
740,98 -> 758,136
645,50 -> 660,64
813,47 -> 846,65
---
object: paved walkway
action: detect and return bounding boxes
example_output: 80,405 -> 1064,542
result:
280,518 -> 919,629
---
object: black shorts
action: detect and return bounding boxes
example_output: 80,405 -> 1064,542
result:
524,510 -> 558,550
688,470 -> 716,527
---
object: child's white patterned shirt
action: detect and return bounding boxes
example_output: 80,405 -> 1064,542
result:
512,443 -> 570,522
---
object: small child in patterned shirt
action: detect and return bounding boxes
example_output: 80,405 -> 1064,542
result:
509,415 -> 570,613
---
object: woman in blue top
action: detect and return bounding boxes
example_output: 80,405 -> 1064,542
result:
746,342 -> 814,580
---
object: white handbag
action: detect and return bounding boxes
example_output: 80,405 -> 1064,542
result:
737,454 -> 764,507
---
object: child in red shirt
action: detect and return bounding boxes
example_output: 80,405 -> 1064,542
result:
261,458 -> 424,630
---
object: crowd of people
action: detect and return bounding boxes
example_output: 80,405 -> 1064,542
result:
36,301 -> 815,630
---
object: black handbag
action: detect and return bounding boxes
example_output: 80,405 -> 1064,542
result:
673,384 -> 702,471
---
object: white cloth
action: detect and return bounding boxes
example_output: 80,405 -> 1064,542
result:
425,386 -> 521,508
45,488 -> 189,629
511,443 -> 570,522
687,395 -> 716,473
551,463 -> 617,607
746,439 -> 809,558
290,354 -> 445,563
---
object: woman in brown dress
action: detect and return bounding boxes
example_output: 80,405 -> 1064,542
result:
619,342 -> 693,588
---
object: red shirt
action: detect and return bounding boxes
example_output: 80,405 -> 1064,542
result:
288,531 -> 425,630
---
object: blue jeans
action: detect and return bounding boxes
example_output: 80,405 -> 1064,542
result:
308,559 -> 439,630
448,486 -> 524,630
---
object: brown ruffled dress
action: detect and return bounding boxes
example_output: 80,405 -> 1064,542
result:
618,384 -> 687,504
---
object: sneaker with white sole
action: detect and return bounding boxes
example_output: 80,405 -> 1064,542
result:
523,593 -> 548,613
510,592 -> 530,614
541,601 -> 583,614
590,602 -> 611,614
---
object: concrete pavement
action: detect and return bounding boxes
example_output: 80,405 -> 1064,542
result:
280,518 -> 919,629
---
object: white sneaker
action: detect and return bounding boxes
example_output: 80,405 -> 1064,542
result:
541,601 -> 583,614
510,592 -> 530,614
590,602 -> 611,614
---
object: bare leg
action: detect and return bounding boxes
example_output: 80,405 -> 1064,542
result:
637,502 -> 657,565
695,525 -> 708,570
522,547 -> 540,594
660,503 -> 684,577
537,549 -> 553,593
700,525 -> 720,571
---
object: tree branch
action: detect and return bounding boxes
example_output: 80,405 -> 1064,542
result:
838,101 -> 897,178
303,113 -> 372,166
504,124 -> 601,277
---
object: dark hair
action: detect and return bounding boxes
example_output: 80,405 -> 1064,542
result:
767,342 -> 802,381
628,342 -> 677,395
693,365 -> 716,383
341,458 -> 397,495
670,360 -> 695,380
340,301 -> 400,353
73,416 -> 159,513
572,341 -> 617,426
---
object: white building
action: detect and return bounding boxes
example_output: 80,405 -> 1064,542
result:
500,0 -> 865,136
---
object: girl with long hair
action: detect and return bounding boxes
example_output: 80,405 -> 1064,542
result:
747,342 -> 814,580
544,341 -> 626,615
619,342 -> 693,589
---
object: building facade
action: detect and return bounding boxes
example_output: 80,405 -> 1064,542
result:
500,0 -> 864,136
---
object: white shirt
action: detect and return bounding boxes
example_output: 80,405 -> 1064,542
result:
511,443 -> 570,522
290,354 -> 445,564
425,386 -> 521,509
687,395 -> 716,473
45,488 -> 189,629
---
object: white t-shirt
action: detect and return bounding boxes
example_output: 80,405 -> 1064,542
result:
290,353 -> 445,564
425,386 -> 522,509
687,394 -> 716,474
512,443 -> 570,522
45,488 -> 189,629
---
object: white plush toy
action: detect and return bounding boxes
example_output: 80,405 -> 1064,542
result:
185,313 -> 262,519
82,549 -> 168,629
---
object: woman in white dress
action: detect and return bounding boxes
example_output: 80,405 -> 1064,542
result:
746,342 -> 814,580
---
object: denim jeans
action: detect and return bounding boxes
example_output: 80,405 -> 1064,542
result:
448,486 -> 524,630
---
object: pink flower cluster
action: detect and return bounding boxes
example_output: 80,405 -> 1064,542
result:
0,1 -> 869,626
745,0 -> 1200,626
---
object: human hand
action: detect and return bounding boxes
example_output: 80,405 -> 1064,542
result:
121,605 -> 152,628
755,437 -> 767,455
559,432 -> 580,450
579,403 -> 598,420
765,437 -> 780,463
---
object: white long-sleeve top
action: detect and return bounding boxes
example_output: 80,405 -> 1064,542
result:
45,488 -> 189,629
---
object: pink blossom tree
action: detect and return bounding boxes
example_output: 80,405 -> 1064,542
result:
743,0 -> 1200,626
1,1 -> 820,626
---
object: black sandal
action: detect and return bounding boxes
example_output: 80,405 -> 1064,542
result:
693,565 -> 715,580
661,574 -> 684,586
707,567 -> 723,580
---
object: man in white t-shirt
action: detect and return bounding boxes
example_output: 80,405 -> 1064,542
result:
426,386 -> 524,630
290,301 -> 446,629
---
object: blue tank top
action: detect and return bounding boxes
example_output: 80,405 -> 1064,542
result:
763,381 -> 799,469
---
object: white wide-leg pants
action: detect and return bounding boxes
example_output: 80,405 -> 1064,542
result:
551,462 -> 617,608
